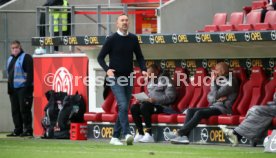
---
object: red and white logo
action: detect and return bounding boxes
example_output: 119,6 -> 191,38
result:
52,67 -> 73,95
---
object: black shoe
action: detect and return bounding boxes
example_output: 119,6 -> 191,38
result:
6,132 -> 21,137
20,132 -> 33,137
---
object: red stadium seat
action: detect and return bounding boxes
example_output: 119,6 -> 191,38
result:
204,13 -> 227,32
218,67 -> 248,125
260,67 -> 276,105
156,67 -> 189,123
273,117 -> 276,126
252,0 -> 267,10
254,11 -> 276,30
219,67 -> 267,125
219,12 -> 244,31
237,11 -> 262,31
177,68 -> 208,123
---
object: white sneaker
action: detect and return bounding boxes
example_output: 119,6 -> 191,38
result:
125,134 -> 134,146
139,133 -> 155,143
110,137 -> 123,146
219,125 -> 239,147
134,133 -> 144,143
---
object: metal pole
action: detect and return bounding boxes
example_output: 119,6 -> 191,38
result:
36,8 -> 40,37
4,12 -> 9,72
107,0 -> 111,35
157,0 -> 162,33
71,6 -> 75,53
123,4 -> 128,15
97,5 -> 101,35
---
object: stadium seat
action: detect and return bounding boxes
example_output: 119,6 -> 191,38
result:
218,67 -> 267,125
204,13 -> 227,32
219,12 -> 244,31
252,0 -> 267,10
236,11 -> 262,31
177,67 -> 208,123
260,67 -> 276,105
218,67 -> 248,125
273,117 -> 276,126
156,67 -> 189,123
254,11 -> 276,30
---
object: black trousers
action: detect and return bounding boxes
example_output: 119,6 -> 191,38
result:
178,108 -> 222,136
9,87 -> 33,133
131,102 -> 163,135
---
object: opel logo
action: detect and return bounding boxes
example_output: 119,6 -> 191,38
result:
202,59 -> 208,68
39,38 -> 45,46
172,34 -> 178,43
244,32 -> 251,42
240,137 -> 248,144
160,60 -> 166,69
201,128 -> 209,142
195,33 -> 201,43
84,35 -> 89,45
269,58 -> 275,68
181,60 -> 187,68
271,31 -> 276,41
246,59 -> 252,69
63,36 -> 69,45
93,125 -> 101,139
219,33 -> 226,42
149,35 -> 155,44
163,127 -> 171,141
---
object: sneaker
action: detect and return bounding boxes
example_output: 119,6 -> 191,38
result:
125,134 -> 134,146
134,133 -> 144,143
139,133 -> 154,143
110,137 -> 123,146
20,132 -> 33,138
163,131 -> 178,140
6,132 -> 21,137
219,125 -> 238,147
170,136 -> 190,144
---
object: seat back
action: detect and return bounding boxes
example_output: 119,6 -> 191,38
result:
264,11 -> 276,24
213,13 -> 227,25
261,67 -> 276,105
172,67 -> 189,112
101,89 -> 115,113
246,11 -> 262,24
231,67 -> 248,114
236,66 -> 267,116
229,12 -> 244,25
252,0 -> 267,10
177,67 -> 208,111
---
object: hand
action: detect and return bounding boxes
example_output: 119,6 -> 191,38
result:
142,71 -> 148,77
107,69 -> 115,77
217,96 -> 227,102
145,98 -> 156,103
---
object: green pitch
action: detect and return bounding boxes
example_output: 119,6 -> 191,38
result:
0,134 -> 275,158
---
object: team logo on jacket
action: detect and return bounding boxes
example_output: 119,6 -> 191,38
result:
52,67 -> 73,95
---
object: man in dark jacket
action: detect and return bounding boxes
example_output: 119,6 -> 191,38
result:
97,14 -> 147,146
6,40 -> 34,137
131,64 -> 177,143
164,62 -> 239,144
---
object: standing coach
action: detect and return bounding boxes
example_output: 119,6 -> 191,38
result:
97,14 -> 147,146
6,40 -> 34,137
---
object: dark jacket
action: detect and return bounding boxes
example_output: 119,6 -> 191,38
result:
207,75 -> 239,114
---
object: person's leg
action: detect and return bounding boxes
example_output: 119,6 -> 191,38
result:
178,108 -> 222,136
130,104 -> 144,135
184,108 -> 201,124
18,88 -> 33,135
140,102 -> 155,135
110,82 -> 132,138
261,9 -> 268,23
8,90 -> 23,136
